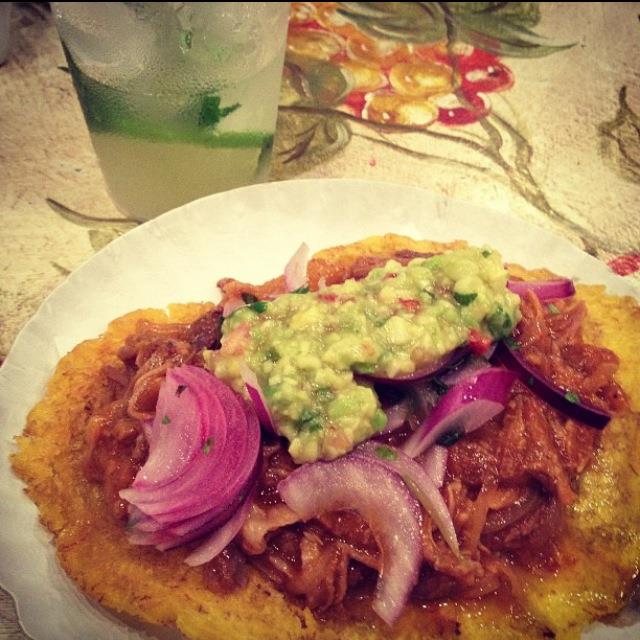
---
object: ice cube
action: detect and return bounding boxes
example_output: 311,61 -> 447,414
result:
53,2 -> 159,86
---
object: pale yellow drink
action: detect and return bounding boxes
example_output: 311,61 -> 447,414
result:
53,2 -> 289,219
90,134 -> 270,219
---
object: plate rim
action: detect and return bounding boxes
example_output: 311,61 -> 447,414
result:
1,177 -> 638,639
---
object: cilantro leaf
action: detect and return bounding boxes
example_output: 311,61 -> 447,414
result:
504,336 -> 521,351
564,390 -> 580,404
453,292 -> 478,306
247,300 -> 268,313
296,408 -> 323,432
487,306 -> 513,338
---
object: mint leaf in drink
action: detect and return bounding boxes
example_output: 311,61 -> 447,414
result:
199,95 -> 240,128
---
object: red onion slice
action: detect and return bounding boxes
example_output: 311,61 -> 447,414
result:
240,362 -> 276,433
278,455 -> 423,626
440,355 -> 491,387
122,376 -> 253,519
421,445 -> 448,488
358,345 -> 469,385
129,366 -> 212,489
284,242 -> 310,292
119,366 -> 261,560
355,443 -> 458,555
402,367 -> 517,458
185,485 -> 257,566
493,340 -> 610,429
507,278 -> 575,300
382,396 -> 410,433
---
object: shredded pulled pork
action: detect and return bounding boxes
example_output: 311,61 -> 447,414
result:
516,291 -> 625,412
84,308 -> 222,519
83,275 -> 626,618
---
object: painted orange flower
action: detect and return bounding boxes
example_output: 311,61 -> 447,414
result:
288,2 -> 515,127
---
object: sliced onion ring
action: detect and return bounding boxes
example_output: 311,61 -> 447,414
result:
185,484 -> 257,566
284,242 -> 310,292
420,445 -> 448,488
358,345 -> 469,385
355,442 -> 458,555
440,355 -> 491,387
240,362 -> 276,433
278,455 -> 422,626
381,396 -> 411,433
403,367 -> 517,458
492,340 -> 610,429
120,366 -> 261,558
507,278 -> 575,300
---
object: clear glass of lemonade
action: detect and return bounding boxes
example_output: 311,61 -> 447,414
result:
53,2 -> 290,220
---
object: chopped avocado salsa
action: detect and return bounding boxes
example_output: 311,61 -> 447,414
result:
206,247 -> 520,463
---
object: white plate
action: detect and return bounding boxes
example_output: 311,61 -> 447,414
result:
1,179 -> 638,640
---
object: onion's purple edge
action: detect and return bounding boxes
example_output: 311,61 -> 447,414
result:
356,345 -> 470,385
492,340 -> 610,429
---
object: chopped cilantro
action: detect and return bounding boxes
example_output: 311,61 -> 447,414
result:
354,362 -> 376,374
482,249 -> 492,258
564,390 -> 580,404
487,307 -> 513,339
265,347 -> 280,362
198,94 -> 240,128
293,285 -> 309,294
453,292 -> 478,306
437,428 -> 463,447
375,445 -> 397,461
202,437 -> 214,455
175,384 -> 187,396
504,336 -> 521,351
296,408 -> 323,432
248,300 -> 268,313
547,303 -> 561,315
241,292 -> 258,304
314,387 -> 334,401
161,415 -> 171,425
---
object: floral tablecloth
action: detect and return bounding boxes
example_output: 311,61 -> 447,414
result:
1,2 -> 639,637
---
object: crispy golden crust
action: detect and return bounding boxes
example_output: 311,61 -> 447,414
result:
11,235 -> 640,640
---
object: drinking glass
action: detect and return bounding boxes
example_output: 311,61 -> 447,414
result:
53,2 -> 290,220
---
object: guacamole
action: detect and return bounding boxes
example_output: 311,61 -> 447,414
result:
206,247 -> 520,463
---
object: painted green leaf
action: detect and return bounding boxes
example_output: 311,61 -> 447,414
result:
599,86 -> 640,185
337,2 -> 446,44
448,2 -> 541,29
46,198 -> 140,228
455,12 -> 574,58
285,56 -> 349,108
335,2 -> 569,58
278,115 -> 352,166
